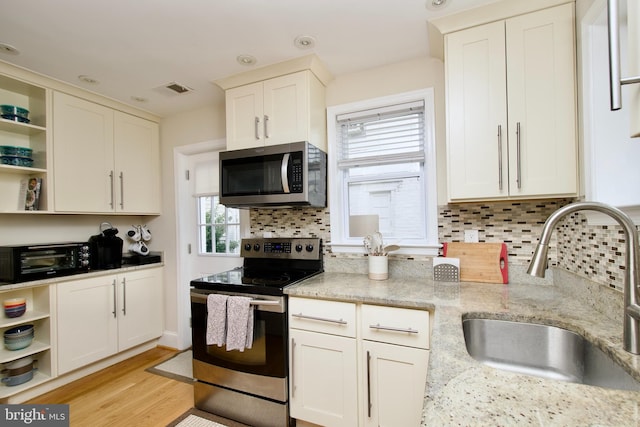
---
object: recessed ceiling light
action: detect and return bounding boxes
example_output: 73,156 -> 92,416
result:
425,0 -> 449,10
0,43 -> 20,55
237,55 -> 257,66
78,75 -> 99,84
294,35 -> 316,50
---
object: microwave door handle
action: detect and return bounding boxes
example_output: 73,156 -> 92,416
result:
281,153 -> 291,193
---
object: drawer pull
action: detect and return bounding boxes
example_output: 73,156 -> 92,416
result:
292,313 -> 347,325
369,323 -> 418,334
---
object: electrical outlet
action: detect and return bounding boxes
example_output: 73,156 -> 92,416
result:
464,229 -> 479,242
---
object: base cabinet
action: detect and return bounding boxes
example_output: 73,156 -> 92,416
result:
290,329 -> 358,427
362,341 -> 429,427
57,268 -> 163,374
289,298 -> 430,427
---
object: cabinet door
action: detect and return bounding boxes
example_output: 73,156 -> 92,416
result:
505,3 -> 577,197
225,82 -> 264,150
446,22 -> 508,200
116,268 -> 163,351
290,329 -> 358,427
263,72 -> 309,146
52,92 -> 115,212
113,112 -> 161,214
362,341 -> 429,427
57,276 -> 118,374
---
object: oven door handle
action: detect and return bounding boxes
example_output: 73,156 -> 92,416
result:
190,292 -> 281,307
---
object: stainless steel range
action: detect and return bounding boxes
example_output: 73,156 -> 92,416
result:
190,237 -> 323,427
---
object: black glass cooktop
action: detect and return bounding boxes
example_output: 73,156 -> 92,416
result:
190,267 -> 321,296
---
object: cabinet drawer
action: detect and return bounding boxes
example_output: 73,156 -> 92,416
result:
289,297 -> 356,338
361,305 -> 429,349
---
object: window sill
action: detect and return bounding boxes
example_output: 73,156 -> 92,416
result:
329,243 -> 440,257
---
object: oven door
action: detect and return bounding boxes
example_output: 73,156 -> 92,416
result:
190,290 -> 287,379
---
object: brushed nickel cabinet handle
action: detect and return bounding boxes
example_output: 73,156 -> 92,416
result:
119,172 -> 124,209
366,351 -> 372,418
112,279 -> 117,318
369,323 -> 418,334
121,277 -> 127,316
264,115 -> 270,138
497,125 -> 503,191
254,116 -> 261,140
291,338 -> 296,397
291,313 -> 347,325
109,171 -> 115,209
607,0 -> 640,110
516,122 -> 522,189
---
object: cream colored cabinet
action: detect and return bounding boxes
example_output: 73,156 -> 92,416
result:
289,298 -> 358,427
289,298 -> 430,427
0,74 -> 50,212
225,71 -> 326,151
52,92 -> 160,214
57,268 -> 163,374
445,3 -> 577,201
0,285 -> 54,398
360,305 -> 429,427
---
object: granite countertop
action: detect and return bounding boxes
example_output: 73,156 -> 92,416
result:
0,262 -> 164,291
285,271 -> 640,426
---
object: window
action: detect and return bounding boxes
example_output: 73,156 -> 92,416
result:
197,195 -> 241,255
328,89 -> 439,255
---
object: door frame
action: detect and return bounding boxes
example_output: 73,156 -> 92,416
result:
173,139 -> 228,350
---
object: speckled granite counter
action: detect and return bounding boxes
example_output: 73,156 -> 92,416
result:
285,271 -> 640,426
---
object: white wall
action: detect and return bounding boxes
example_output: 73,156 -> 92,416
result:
152,101 -> 226,349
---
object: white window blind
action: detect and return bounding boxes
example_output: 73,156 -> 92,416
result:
337,100 -> 426,168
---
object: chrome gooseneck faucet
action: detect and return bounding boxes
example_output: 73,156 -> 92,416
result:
527,201 -> 640,354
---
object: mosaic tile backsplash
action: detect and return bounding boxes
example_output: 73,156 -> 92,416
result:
250,198 -> 632,293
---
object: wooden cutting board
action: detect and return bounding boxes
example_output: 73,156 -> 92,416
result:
442,242 -> 508,284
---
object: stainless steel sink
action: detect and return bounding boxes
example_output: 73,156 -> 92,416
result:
462,318 -> 640,391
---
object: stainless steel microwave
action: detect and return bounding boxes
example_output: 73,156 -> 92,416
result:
220,141 -> 327,208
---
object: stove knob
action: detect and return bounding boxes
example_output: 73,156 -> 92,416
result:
305,244 -> 314,252
244,243 -> 252,252
253,243 -> 261,252
295,244 -> 303,252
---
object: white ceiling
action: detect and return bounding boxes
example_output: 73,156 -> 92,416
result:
0,0 -> 495,117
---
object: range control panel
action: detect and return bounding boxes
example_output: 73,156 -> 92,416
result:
240,238 -> 321,260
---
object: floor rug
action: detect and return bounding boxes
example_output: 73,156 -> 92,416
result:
167,408 -> 249,427
173,414 -> 227,427
147,349 -> 195,384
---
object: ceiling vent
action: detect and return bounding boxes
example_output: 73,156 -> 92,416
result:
154,81 -> 193,97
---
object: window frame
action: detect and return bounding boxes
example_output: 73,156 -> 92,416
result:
327,88 -> 439,256
196,194 -> 243,257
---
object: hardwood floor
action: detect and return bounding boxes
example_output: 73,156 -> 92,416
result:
27,347 -> 194,427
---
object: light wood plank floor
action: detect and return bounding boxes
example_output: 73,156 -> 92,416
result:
27,347 -> 194,427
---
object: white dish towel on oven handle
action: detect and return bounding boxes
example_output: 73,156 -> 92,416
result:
206,294 -> 228,346
226,296 -> 254,351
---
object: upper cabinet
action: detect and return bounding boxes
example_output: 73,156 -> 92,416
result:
445,3 -> 578,202
216,55 -> 332,152
52,92 -> 161,214
0,74 -> 51,212
225,70 -> 327,151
